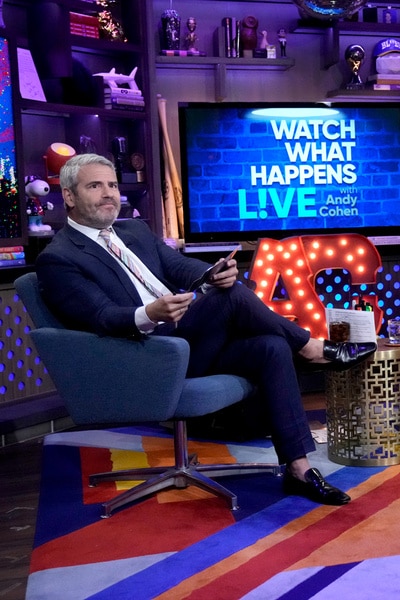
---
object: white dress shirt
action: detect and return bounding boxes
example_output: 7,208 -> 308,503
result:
68,217 -> 170,332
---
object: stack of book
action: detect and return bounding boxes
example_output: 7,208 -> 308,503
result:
216,18 -> 240,58
0,245 -> 26,268
104,87 -> 145,111
367,73 -> 400,90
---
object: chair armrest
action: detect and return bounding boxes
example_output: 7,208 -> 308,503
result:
30,329 -> 190,425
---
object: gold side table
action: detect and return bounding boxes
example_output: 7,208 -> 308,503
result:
326,339 -> 400,466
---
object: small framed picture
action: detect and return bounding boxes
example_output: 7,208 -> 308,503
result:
382,7 -> 397,23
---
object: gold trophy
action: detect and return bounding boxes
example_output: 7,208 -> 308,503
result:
345,44 -> 365,90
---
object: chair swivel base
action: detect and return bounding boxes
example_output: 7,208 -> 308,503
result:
90,460 -> 281,518
89,420 -> 281,518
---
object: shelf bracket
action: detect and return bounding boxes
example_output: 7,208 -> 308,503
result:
215,63 -> 226,102
322,26 -> 340,70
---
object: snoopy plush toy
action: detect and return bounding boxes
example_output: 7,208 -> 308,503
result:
25,175 -> 54,232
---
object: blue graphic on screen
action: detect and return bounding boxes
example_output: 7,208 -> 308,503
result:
180,104 -> 400,241
0,37 -> 22,240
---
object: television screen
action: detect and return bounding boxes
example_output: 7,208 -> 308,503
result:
0,36 -> 26,246
178,102 -> 400,247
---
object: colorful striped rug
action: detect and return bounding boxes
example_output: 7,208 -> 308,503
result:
26,424 -> 400,599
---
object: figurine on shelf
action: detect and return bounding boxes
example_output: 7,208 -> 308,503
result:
277,28 -> 287,57
259,30 -> 269,50
344,44 -> 365,89
185,17 -> 198,53
254,29 -> 276,59
93,67 -> 145,110
93,67 -> 142,92
25,176 -> 54,233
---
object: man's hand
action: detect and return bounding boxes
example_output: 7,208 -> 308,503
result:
208,258 -> 238,288
145,292 -> 194,323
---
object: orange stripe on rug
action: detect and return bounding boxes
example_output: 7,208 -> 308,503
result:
153,466 -> 400,600
291,496 -> 400,570
81,436 -> 237,503
142,435 -> 238,467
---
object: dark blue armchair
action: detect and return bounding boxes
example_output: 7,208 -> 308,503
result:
14,273 -> 280,518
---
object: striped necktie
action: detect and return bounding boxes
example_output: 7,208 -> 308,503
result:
98,228 -> 164,299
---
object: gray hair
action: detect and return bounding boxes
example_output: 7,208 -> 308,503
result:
60,153 -> 116,193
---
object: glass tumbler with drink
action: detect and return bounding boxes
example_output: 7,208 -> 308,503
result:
387,316 -> 400,345
329,321 -> 351,343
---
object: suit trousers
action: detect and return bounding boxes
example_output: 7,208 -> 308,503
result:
156,283 -> 316,465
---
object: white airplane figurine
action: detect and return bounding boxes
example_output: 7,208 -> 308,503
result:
93,67 -> 141,92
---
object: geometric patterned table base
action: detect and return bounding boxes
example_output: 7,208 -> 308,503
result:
326,339 -> 400,466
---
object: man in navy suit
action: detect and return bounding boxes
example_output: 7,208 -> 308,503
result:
36,154 -> 376,505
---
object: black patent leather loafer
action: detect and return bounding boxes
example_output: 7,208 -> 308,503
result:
283,468 -> 351,506
323,341 -> 377,372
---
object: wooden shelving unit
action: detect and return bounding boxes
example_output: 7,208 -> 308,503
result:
156,54 -> 295,101
10,0 -> 163,236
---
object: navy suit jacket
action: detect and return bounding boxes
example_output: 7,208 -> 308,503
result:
36,219 -> 210,338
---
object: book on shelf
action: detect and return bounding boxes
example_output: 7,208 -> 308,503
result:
104,97 -> 144,105
104,100 -> 145,111
368,73 -> 400,84
70,24 -> 99,38
104,103 -> 145,111
103,88 -> 145,110
104,96 -> 144,105
222,17 -> 234,58
104,87 -> 143,98
0,245 -> 26,267
104,95 -> 145,106
0,258 -> 26,267
370,83 -> 400,90
0,245 -> 24,253
70,12 -> 100,38
0,251 -> 25,260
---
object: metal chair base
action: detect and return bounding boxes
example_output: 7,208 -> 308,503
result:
89,420 -> 281,518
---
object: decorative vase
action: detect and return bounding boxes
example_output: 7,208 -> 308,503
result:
161,9 -> 181,50
240,16 -> 258,54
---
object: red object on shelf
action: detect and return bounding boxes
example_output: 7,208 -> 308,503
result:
43,143 -> 76,185
69,12 -> 100,39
